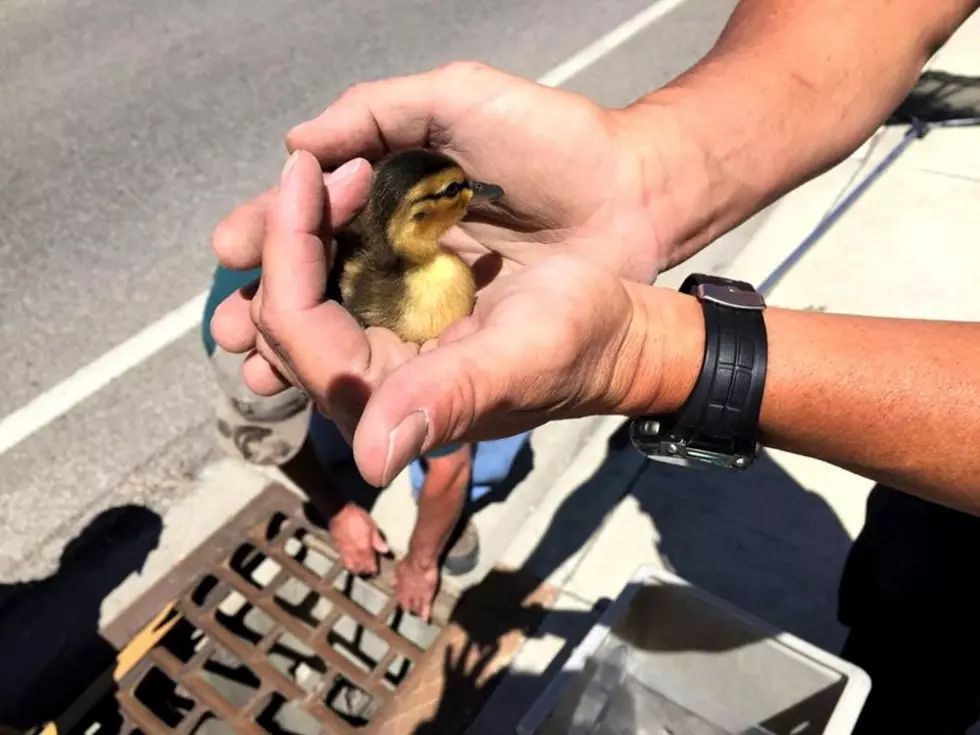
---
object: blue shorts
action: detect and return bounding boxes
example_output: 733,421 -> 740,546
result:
308,404 -> 530,503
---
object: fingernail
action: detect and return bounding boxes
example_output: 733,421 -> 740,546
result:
383,410 -> 428,485
328,158 -> 365,185
281,151 -> 300,186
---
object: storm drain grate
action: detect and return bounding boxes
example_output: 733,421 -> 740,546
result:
55,485 -> 457,735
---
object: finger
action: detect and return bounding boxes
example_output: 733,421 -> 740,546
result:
286,70 -> 447,165
240,278 -> 314,393
372,528 -> 390,555
340,553 -> 360,573
260,160 -> 367,416
263,154 -> 372,313
254,333 -> 299,385
241,350 -> 291,396
346,553 -> 374,576
256,153 -> 411,433
211,160 -> 371,273
262,152 -> 327,315
212,187 -> 277,270
421,600 -> 432,623
286,62 -> 511,166
398,589 -> 412,614
211,282 -> 260,354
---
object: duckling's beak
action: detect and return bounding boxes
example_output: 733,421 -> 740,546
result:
469,180 -> 504,202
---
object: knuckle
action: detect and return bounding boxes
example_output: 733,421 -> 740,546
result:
440,365 -> 479,441
210,216 -> 238,262
437,59 -> 489,80
256,306 -> 286,345
337,81 -> 372,107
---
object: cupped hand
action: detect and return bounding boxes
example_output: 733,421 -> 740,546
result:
212,150 -> 698,487
328,503 -> 389,576
211,62 -> 685,291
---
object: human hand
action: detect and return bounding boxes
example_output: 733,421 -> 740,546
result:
328,503 -> 389,576
394,556 -> 440,622
211,62 -> 698,291
212,150 -> 705,487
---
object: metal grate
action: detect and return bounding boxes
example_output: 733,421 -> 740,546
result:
56,485 -> 456,735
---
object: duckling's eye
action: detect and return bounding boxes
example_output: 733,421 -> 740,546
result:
443,182 -> 462,198
413,211 -> 427,221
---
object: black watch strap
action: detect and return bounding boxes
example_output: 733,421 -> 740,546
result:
632,274 -> 767,467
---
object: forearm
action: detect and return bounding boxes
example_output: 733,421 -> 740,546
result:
760,309 -> 980,510
625,288 -> 980,514
407,447 -> 471,568
626,0 -> 978,264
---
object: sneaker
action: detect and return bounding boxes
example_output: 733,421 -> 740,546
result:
443,520 -> 480,576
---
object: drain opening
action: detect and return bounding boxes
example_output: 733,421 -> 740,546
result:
229,543 -> 283,590
133,666 -> 195,728
327,614 -> 390,673
284,529 -> 335,576
324,675 -> 379,728
273,577 -> 334,628
255,692 -> 323,735
160,616 -> 209,663
332,570 -> 389,617
269,632 -> 329,694
190,711 -> 236,735
382,654 -> 414,691
387,607 -> 440,651
200,645 -> 262,709
215,597 -> 276,646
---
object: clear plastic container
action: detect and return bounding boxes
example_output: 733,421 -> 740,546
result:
518,566 -> 870,735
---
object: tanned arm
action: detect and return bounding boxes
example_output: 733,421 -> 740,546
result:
628,0 -> 980,264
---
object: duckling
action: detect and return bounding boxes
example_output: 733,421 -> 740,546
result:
327,149 -> 504,344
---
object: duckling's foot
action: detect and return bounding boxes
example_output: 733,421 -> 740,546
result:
443,520 -> 480,576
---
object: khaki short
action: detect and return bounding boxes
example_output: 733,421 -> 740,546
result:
210,346 -> 312,466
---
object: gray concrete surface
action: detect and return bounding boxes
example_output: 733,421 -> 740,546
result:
0,0 -> 740,585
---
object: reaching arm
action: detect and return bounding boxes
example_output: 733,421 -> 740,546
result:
393,445 -> 472,620
625,288 -> 980,514
407,446 -> 472,569
627,0 -> 980,265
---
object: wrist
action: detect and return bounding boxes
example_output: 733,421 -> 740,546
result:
329,501 -> 360,526
615,283 -> 705,417
615,100 -> 733,271
404,549 -> 438,572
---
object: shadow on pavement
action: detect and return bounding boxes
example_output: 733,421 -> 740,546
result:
0,505 -> 162,732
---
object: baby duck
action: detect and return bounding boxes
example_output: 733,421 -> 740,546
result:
328,149 -> 504,344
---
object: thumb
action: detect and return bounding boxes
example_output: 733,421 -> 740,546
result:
372,528 -> 390,555
353,326 -> 541,487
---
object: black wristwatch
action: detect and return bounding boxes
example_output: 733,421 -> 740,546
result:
629,274 -> 768,470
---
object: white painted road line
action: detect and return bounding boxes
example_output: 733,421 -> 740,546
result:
0,294 -> 208,455
538,0 -> 687,88
0,0 -> 684,457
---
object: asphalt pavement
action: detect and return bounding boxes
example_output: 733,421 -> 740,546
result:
0,0 -> 736,582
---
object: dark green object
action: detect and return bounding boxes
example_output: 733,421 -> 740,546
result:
201,265 -> 260,358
